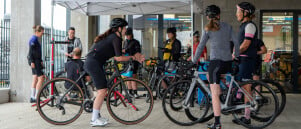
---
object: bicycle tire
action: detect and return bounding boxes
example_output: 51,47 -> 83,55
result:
106,78 -> 153,125
184,82 -> 214,123
156,75 -> 177,99
261,79 -> 286,117
232,80 -> 279,129
162,80 -> 210,126
37,78 -> 84,125
184,83 -> 211,122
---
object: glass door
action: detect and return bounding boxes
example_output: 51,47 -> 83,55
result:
262,12 -> 294,91
297,14 -> 301,91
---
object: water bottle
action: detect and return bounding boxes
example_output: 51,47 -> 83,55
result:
225,75 -> 231,87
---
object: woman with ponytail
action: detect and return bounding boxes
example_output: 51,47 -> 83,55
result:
192,5 -> 240,129
28,25 -> 45,103
84,18 -> 145,127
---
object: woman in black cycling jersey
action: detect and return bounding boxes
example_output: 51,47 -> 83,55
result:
84,18 -> 144,127
192,5 -> 239,129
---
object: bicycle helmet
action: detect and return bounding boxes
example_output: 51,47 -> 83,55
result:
167,27 -> 176,34
125,27 -> 133,35
237,2 -> 255,17
193,31 -> 200,37
110,18 -> 128,28
205,5 -> 220,19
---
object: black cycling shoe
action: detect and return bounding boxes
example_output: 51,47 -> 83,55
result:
207,123 -> 221,129
232,117 -> 251,125
30,98 -> 36,103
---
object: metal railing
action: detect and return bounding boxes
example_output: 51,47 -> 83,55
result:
41,28 -> 67,79
0,19 -> 10,88
0,20 -> 67,89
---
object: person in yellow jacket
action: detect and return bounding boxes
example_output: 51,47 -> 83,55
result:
162,27 -> 182,61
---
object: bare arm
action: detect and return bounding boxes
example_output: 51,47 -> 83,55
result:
114,53 -> 145,63
240,39 -> 251,53
257,45 -> 267,55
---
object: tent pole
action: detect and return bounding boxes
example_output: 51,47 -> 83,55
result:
191,0 -> 194,60
50,0 -> 55,80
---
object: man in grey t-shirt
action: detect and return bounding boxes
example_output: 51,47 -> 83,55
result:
61,27 -> 82,60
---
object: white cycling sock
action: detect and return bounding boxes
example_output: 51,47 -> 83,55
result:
31,88 -> 35,99
35,89 -> 39,99
92,109 -> 100,121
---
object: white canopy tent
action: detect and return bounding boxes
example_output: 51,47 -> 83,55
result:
49,0 -> 200,79
53,0 -> 198,15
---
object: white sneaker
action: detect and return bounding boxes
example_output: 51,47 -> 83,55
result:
90,117 -> 109,127
134,93 -> 139,98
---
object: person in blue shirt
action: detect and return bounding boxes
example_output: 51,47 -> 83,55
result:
28,25 -> 45,103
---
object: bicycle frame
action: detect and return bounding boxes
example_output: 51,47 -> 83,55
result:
183,70 -> 257,112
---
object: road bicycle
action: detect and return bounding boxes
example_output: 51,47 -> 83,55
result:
162,63 -> 279,129
36,59 -> 154,125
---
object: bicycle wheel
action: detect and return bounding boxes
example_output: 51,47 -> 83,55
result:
232,80 -> 279,129
262,79 -> 286,116
37,78 -> 84,125
157,75 -> 177,99
106,78 -> 153,125
187,83 -> 214,123
162,80 -> 210,126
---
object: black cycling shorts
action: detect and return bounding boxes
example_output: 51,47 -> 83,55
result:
84,57 -> 107,90
253,60 -> 262,76
238,57 -> 256,81
208,60 -> 232,84
132,61 -> 140,74
32,61 -> 44,77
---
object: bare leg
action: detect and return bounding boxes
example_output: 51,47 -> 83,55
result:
161,79 -> 168,89
131,74 -> 137,90
93,89 -> 107,110
32,75 -> 38,88
36,75 -> 45,90
210,84 -> 221,117
243,84 -> 252,119
92,88 -> 108,121
253,75 -> 261,97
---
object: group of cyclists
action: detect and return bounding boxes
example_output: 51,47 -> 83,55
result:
28,1 -> 270,128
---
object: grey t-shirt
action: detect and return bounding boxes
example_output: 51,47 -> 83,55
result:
193,22 -> 240,63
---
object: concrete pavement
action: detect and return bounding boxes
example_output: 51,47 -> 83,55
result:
0,94 -> 301,129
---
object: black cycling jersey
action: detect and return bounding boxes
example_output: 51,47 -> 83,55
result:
238,21 -> 258,58
123,39 -> 141,56
28,35 -> 42,63
65,59 -> 85,88
87,33 -> 122,64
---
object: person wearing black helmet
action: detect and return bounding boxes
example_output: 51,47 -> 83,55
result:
122,27 -> 141,98
192,5 -> 240,129
162,27 -> 182,62
84,18 -> 145,127
187,31 -> 207,62
233,2 -> 257,125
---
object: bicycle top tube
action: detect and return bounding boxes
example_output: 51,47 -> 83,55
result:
106,59 -> 134,86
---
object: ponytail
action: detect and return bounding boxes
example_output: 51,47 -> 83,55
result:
33,25 -> 44,32
205,18 -> 220,31
94,28 -> 118,43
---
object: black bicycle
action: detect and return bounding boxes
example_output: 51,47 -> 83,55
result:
36,59 -> 154,125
